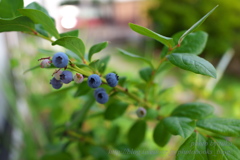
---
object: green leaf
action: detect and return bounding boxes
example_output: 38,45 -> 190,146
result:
127,120 -> 146,148
52,36 -> 85,58
97,56 -> 110,74
176,132 -> 208,160
88,41 -> 108,61
163,117 -> 196,138
139,67 -> 153,82
89,59 -> 100,71
89,146 -> 109,160
74,81 -> 91,97
19,9 -> 60,39
171,102 -> 214,120
65,50 -> 82,62
167,53 -> 216,78
35,24 -> 49,37
25,2 -> 49,16
173,31 -> 208,55
41,152 -> 73,160
104,101 -> 128,120
207,137 -> 240,160
106,125 -> 120,145
118,48 -> 153,68
0,16 -> 35,33
0,0 -> 23,19
179,5 -> 218,44
153,121 -> 171,147
60,30 -> 79,38
129,23 -> 175,48
197,118 -> 240,137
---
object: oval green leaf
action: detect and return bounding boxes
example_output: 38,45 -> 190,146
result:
139,67 -> 153,82
179,5 -> 218,44
52,36 -> 85,59
88,41 -> 108,61
104,101 -> 128,120
118,48 -> 153,68
163,117 -> 196,139
0,0 -> 23,19
176,132 -> 208,160
127,120 -> 147,148
167,53 -> 217,78
129,23 -> 175,48
171,102 -> 214,119
19,9 -> 60,39
207,137 -> 240,160
0,16 -> 35,33
60,30 -> 79,38
153,121 -> 171,147
197,118 -> 240,137
74,81 -> 91,97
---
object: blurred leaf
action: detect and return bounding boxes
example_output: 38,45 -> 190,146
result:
65,50 -> 81,62
38,48 -> 54,54
88,41 -> 108,61
173,31 -> 208,55
104,101 -> 128,120
197,118 -> 240,136
0,16 -> 35,33
98,55 -> 110,74
167,53 -> 216,78
118,76 -> 127,86
163,117 -> 195,138
106,125 -> 120,145
127,120 -> 146,148
176,132 -> 207,160
23,65 -> 40,74
156,61 -> 173,74
74,81 -> 91,97
41,152 -> 73,160
118,49 -> 153,68
60,29 -> 79,37
19,9 -> 60,39
69,97 -> 95,128
145,108 -> 158,120
129,23 -> 175,48
171,102 -> 214,119
207,137 -> 240,159
153,121 -> 171,147
25,2 -> 49,15
35,24 -> 49,37
179,5 -> 218,44
89,146 -> 109,160
89,59 -> 100,71
0,0 -> 23,19
52,36 -> 85,58
139,67 -> 152,82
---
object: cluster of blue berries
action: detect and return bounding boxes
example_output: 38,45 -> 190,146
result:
87,72 -> 119,104
39,52 -> 119,104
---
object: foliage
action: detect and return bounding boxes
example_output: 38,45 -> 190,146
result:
1,0 -> 240,160
148,0 -> 240,56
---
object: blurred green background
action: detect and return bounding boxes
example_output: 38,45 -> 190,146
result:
1,0 -> 240,160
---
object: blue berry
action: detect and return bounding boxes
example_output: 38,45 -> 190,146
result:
52,52 -> 69,68
50,77 -> 63,89
94,88 -> 109,104
60,70 -> 73,84
106,73 -> 118,87
87,74 -> 102,88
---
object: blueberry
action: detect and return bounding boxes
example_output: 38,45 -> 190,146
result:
52,52 -> 69,68
60,70 -> 73,84
94,88 -> 109,104
87,74 -> 102,88
136,107 -> 146,118
50,77 -> 63,89
106,73 -> 118,87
